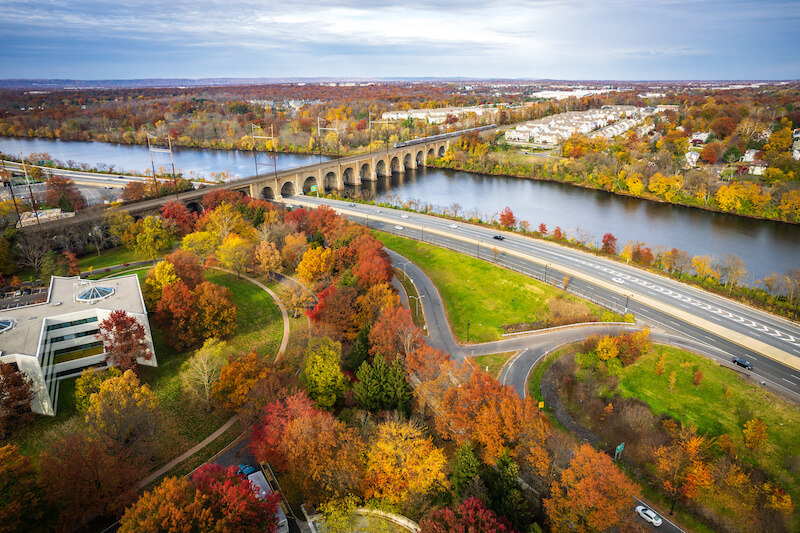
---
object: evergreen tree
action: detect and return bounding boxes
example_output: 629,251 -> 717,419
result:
486,451 -> 530,530
344,324 -> 370,371
451,442 -> 482,500
353,355 -> 411,412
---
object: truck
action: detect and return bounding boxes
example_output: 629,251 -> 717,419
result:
238,464 -> 290,533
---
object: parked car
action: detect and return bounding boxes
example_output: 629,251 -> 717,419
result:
635,505 -> 662,527
732,357 -> 753,370
237,465 -> 289,533
493,235 -> 505,240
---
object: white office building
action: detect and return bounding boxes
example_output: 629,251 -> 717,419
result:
0,275 -> 156,415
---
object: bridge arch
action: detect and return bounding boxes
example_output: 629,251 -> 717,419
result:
390,156 -> 401,173
261,186 -> 275,200
359,163 -> 371,181
303,176 -> 318,194
403,153 -> 413,170
324,171 -> 338,190
375,160 -> 387,177
438,145 -> 446,157
280,182 -> 295,197
416,150 -> 424,166
427,148 -> 435,159
343,167 -> 357,186
185,200 -> 204,215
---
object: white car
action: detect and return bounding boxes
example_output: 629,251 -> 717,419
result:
635,505 -> 662,527
448,224 -> 458,229
612,277 -> 625,284
401,214 -> 409,219
394,225 -> 404,230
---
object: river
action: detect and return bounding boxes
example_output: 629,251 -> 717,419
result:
2,137 -> 798,281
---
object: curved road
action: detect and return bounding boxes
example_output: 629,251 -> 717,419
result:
283,195 -> 800,401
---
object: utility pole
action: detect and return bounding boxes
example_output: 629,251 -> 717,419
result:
146,134 -> 159,197
20,154 -> 41,231
1,161 -> 22,227
369,112 -> 393,162
252,123 -> 279,194
318,118 -> 341,192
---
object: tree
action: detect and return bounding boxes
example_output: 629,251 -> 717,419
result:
0,444 -> 44,533
155,281 -> 200,350
485,452 -> 530,530
133,216 -> 173,260
600,232 -> 617,254
217,233 -> 254,278
653,425 -> 713,514
85,370 -> 161,456
202,189 -> 245,210
0,362 -> 34,438
353,355 -> 412,413
545,444 -> 640,533
700,144 -> 718,164
368,305 -> 422,360
353,248 -> 393,289
743,418 -> 768,450
296,246 -> 334,286
301,337 -> 346,410
45,176 -> 86,211
306,285 -> 359,341
199,202 -> 251,241
74,367 -> 123,411
181,230 -> 220,260
354,283 -> 399,326
105,208 -> 135,246
320,495 -> 360,533
164,248 -> 205,289
14,232 -> 49,273
255,240 -> 282,278
718,253 -> 747,290
498,206 -> 516,229
249,391 -> 318,471
181,338 -> 227,408
213,351 -> 268,411
121,181 -> 146,202
97,309 -> 153,371
42,431 -> 141,529
193,281 -> 237,341
419,498 -> 513,533
364,420 -> 448,507
451,442 -> 482,500
281,231 -> 309,270
692,255 -> 719,281
287,283 -> 315,318
160,201 -> 196,235
596,335 -> 619,361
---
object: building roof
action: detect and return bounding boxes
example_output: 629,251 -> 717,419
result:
0,274 -> 147,357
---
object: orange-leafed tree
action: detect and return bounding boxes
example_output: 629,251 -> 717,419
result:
281,231 -> 309,270
45,176 -> 87,211
213,352 -> 268,411
160,201 -> 196,236
193,281 -> 237,341
97,310 -> 153,371
743,418 -> 768,450
368,305 -> 422,361
155,281 -> 200,350
544,443 -> 640,533
353,248 -> 393,289
163,249 -> 204,288
354,283 -> 400,326
653,425 -> 713,514
121,181 -> 146,202
0,444 -> 44,531
499,206 -> 516,229
249,391 -> 318,470
306,285 -> 359,341
363,420 -> 448,507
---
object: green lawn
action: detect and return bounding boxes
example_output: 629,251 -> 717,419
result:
375,231 -> 601,343
473,351 -> 516,378
394,267 -> 426,329
616,345 -> 800,500
77,246 -> 147,272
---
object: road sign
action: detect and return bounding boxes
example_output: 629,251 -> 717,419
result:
538,401 -> 545,409
310,185 -> 318,192
616,443 -> 625,454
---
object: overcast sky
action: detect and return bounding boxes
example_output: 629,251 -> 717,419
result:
1,0 -> 798,80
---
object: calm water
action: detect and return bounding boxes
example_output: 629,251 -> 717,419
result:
0,137 -> 326,180
2,137 -> 797,280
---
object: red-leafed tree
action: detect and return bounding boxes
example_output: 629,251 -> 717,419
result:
284,207 -> 310,232
353,249 -> 393,289
306,205 -> 342,239
164,249 -> 204,289
499,206 -> 516,229
249,391 -> 318,471
45,176 -> 87,211
368,305 -> 422,361
155,281 -> 200,350
97,310 -> 153,371
601,233 -> 617,254
306,285 -> 359,341
538,223 -> 547,235
121,181 -> 146,202
0,362 -> 35,438
405,344 -> 450,382
160,201 -> 196,236
202,189 -> 245,210
419,497 -> 513,533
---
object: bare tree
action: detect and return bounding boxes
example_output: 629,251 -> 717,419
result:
718,254 -> 747,290
15,232 -> 50,274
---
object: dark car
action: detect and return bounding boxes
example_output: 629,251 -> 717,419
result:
21,288 -> 32,295
493,235 -> 505,240
732,357 -> 753,370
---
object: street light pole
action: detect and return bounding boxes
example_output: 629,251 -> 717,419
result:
624,294 -> 631,315
467,320 -> 470,342
544,264 -> 549,284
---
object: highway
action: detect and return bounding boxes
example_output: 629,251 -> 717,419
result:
281,195 -> 800,400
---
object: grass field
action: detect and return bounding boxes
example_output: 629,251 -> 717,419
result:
77,246 -> 147,272
375,231 -> 601,343
394,267 -> 426,329
473,352 -> 516,378
616,345 -> 800,500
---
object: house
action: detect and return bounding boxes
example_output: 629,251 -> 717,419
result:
685,151 -> 700,167
749,161 -> 767,176
0,275 -> 156,415
742,149 -> 759,163
793,139 -> 800,161
691,132 -> 711,144
504,128 -> 532,142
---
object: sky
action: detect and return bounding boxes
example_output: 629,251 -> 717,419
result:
1,0 -> 798,80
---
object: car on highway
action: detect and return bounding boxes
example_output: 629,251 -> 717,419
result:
401,214 -> 409,219
394,225 -> 404,230
732,357 -> 753,370
612,277 -> 625,284
635,505 -> 662,527
348,203 -> 355,206
448,224 -> 458,229
493,235 -> 505,240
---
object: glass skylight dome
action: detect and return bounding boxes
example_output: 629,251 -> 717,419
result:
0,319 -> 15,333
75,286 -> 115,303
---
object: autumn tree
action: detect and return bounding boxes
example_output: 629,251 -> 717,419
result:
354,283 -> 400,326
42,431 -> 141,529
181,338 -> 227,408
498,206 -> 516,229
653,424 -> 713,514
249,391 -> 318,471
287,283 -> 315,318
743,418 -> 768,450
132,216 -> 174,259
353,248 -> 393,289
545,443 -> 640,532
0,362 -> 35,438
600,232 -> 617,254
0,444 -> 44,532
121,181 -> 146,202
281,231 -> 309,270
692,255 -> 719,281
85,370 -> 162,458
255,240 -> 282,278
353,355 -> 412,413
217,233 -> 254,278
368,305 -> 422,361
155,281 -> 200,350
45,176 -> 87,211
160,201 -> 196,235
296,246 -> 334,286
181,230 -> 220,260
199,202 -> 252,241
700,144 -> 719,164
306,285 -> 359,341
193,281 -> 237,341
163,248 -> 205,288
105,208 -> 135,246
419,497 -> 513,533
74,367 -> 123,411
213,351 -> 268,411
301,337 -> 346,410
97,310 -> 153,371
363,420 -> 448,508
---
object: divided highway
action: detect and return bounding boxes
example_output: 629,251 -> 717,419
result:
280,195 -> 800,399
